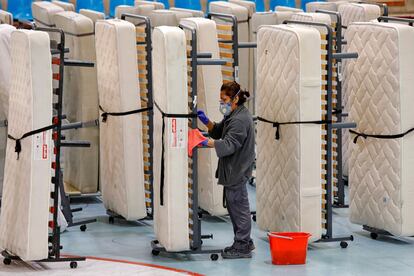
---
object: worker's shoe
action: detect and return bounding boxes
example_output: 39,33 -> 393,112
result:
224,240 -> 255,253
221,246 -> 252,259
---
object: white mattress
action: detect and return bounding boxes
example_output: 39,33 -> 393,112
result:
0,24 -> 14,198
256,25 -> 322,241
149,9 -> 193,27
32,1 -> 64,28
0,29 -> 52,261
346,23 -> 414,236
52,0 -> 75,11
54,12 -> 99,194
339,3 -> 381,177
115,5 -> 155,19
152,26 -> 190,252
180,18 -> 227,216
306,1 -> 339,12
79,9 -> 106,25
209,1 -> 250,93
274,6 -> 303,13
291,12 -> 332,25
0,10 -> 13,25
339,3 -> 380,28
170,7 -> 204,17
95,19 -> 147,221
135,0 -> 165,9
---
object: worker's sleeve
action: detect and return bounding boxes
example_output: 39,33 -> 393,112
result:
209,120 -> 224,139
214,119 -> 247,158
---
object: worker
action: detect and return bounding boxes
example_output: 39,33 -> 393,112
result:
198,81 -> 255,259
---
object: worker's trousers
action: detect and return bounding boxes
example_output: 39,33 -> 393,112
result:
225,182 -> 252,244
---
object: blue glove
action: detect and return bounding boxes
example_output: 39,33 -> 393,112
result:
200,139 -> 208,147
197,110 -> 209,125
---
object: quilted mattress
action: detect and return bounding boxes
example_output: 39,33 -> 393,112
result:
152,26 -> 190,251
52,0 -> 75,11
0,24 -> 14,198
149,9 -> 193,27
256,25 -> 322,241
135,0 -> 165,9
54,11 -> 99,194
0,10 -> 13,24
170,7 -> 204,17
0,30 -> 52,261
180,18 -> 227,216
209,2 -> 250,93
95,19 -> 147,221
274,6 -> 303,13
346,23 -> 414,236
306,1 -> 338,12
32,1 -> 64,28
79,9 -> 105,25
340,3 -> 381,177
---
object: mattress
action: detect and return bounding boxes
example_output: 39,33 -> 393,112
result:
32,1 -> 64,28
54,12 -> 99,194
152,26 -> 190,251
346,23 -> 414,236
95,19 -> 147,221
339,3 -> 381,177
306,1 -> 338,12
180,18 -> 227,216
339,3 -> 380,28
149,9 -> 193,27
52,0 -> 75,11
79,9 -> 106,25
115,5 -> 141,19
170,7 -> 204,17
274,6 -> 303,13
256,25 -> 322,241
209,1 -> 250,94
0,29 -> 52,261
0,10 -> 13,24
0,24 -> 14,198
135,0 -> 165,9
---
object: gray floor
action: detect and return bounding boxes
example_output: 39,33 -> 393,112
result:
61,185 -> 414,276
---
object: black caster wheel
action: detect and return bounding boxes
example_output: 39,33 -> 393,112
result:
252,215 -> 256,222
70,261 -> 77,269
109,217 -> 115,224
80,225 -> 87,232
152,249 -> 160,256
340,241 -> 348,249
210,254 -> 219,261
3,258 -> 11,265
370,233 -> 378,240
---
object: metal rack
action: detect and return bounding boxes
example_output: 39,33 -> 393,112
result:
284,20 -> 357,248
2,27 -> 97,268
104,14 -> 155,224
151,22 -> 227,261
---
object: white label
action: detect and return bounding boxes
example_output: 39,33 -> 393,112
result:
33,131 -> 49,161
169,118 -> 185,149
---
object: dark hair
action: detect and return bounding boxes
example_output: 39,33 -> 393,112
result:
220,81 -> 250,106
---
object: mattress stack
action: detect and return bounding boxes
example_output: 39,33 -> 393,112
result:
209,1 -> 249,91
0,29 -> 53,261
79,9 -> 105,24
95,19 -> 147,221
54,11 -> 100,194
339,3 -> 381,177
256,25 -> 322,241
152,26 -> 190,251
32,1 -> 64,28
180,18 -> 227,216
345,22 -> 414,236
0,24 -> 14,198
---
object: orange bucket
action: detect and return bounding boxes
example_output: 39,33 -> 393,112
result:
268,232 -> 311,265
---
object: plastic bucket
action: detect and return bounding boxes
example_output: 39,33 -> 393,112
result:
268,232 -> 311,265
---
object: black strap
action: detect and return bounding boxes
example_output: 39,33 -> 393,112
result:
223,187 -> 227,209
154,101 -> 197,206
257,117 -> 331,140
350,128 -> 414,144
8,124 -> 55,160
99,105 -> 152,122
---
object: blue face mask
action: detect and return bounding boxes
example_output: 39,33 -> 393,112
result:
219,102 -> 232,116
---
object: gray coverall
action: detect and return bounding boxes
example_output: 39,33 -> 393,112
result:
209,105 -> 255,245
